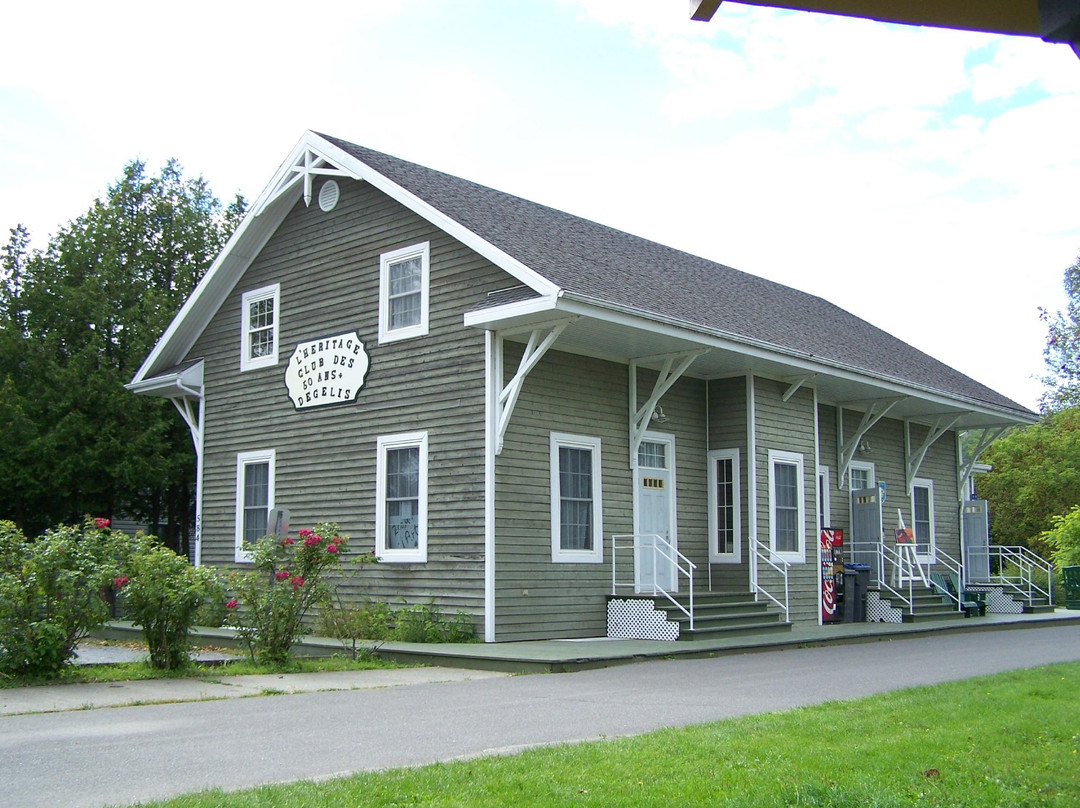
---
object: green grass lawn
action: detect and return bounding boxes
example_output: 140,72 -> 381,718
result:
126,661 -> 1080,808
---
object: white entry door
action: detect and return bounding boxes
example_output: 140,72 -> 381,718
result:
635,434 -> 677,593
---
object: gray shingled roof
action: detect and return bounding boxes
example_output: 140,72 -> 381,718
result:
321,134 -> 1031,417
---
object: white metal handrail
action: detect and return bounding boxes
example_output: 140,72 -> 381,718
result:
611,534 -> 697,630
929,547 -> 966,613
749,538 -> 790,622
982,545 -> 1054,606
849,540 -> 916,614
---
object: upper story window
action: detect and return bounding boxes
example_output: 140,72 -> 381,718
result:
379,242 -> 430,343
240,284 -> 280,371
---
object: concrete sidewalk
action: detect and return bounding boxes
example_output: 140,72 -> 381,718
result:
0,666 -> 510,716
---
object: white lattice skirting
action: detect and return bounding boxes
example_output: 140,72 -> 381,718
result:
866,591 -> 905,623
966,586 -> 1024,614
607,598 -> 680,641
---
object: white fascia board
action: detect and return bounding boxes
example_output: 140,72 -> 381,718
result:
462,294 -> 560,329
553,294 -> 1037,427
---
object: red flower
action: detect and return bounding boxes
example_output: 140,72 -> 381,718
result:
275,570 -> 290,581
93,517 -> 111,530
304,536 -> 322,547
327,544 -> 338,554
290,576 -> 305,590
329,535 -> 343,545
279,537 -> 295,546
112,575 -> 128,590
225,599 -> 238,609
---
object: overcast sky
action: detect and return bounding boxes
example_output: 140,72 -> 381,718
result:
3,1 -> 1078,411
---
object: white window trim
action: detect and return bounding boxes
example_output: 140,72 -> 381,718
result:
378,242 -> 430,344
550,432 -> 604,564
708,448 -> 741,564
240,284 -> 280,371
768,449 -> 806,563
234,449 -> 275,563
910,477 -> 936,563
375,431 -> 428,563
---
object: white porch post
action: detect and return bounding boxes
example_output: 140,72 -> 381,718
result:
484,330 -> 499,642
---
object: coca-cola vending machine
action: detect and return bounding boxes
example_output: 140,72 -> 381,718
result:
820,528 -> 844,623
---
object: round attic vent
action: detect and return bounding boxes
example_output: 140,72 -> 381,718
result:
318,179 -> 340,212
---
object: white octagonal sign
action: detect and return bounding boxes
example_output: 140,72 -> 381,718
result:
285,331 -> 369,410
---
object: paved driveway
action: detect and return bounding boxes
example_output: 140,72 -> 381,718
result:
3,624 -> 1079,808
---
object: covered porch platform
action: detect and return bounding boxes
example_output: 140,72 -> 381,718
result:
97,608 -> 1080,675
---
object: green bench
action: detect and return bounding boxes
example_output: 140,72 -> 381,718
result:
1064,566 -> 1080,610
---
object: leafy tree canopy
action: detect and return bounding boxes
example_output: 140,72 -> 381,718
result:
1040,253 -> 1080,412
0,160 -> 245,543
976,407 -> 1080,556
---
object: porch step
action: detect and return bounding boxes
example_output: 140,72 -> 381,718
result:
648,593 -> 792,641
1023,599 -> 1056,614
870,587 -> 970,623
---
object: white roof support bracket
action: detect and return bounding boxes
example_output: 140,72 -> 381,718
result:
904,414 -> 962,492
494,319 -> 574,455
782,373 -> 817,402
958,425 -> 1011,501
629,350 -> 707,468
837,397 -> 907,488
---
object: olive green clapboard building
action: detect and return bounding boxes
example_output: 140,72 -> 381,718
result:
130,131 -> 1036,642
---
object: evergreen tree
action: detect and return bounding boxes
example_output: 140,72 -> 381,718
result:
0,161 -> 245,546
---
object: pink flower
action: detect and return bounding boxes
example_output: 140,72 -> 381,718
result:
279,537 -> 295,546
225,599 -> 238,609
112,575 -> 128,590
304,536 -> 321,547
93,517 -> 111,529
330,535 -> 343,545
290,576 -> 305,591
275,570 -> 290,581
327,544 -> 338,554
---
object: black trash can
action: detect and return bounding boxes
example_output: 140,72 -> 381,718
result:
843,563 -> 871,623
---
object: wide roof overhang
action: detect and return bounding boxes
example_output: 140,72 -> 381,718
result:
690,1 -> 1080,54
464,292 -> 1037,431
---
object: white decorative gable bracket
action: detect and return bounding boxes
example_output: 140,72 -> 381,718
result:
958,425 -> 1011,501
837,397 -> 907,488
904,414 -> 962,492
265,146 -> 354,210
494,320 -> 576,455
629,350 -> 708,468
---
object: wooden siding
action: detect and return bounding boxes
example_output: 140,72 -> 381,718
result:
493,348 -> 710,641
752,377 -> 818,623
187,177 -> 521,627
707,376 -> 750,590
817,405 -> 962,569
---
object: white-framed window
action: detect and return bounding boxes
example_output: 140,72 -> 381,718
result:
376,432 -> 428,563
849,461 -> 875,492
911,478 -> 936,561
768,450 -> 805,562
235,449 -> 275,562
818,466 -> 831,532
378,242 -> 430,343
240,284 -> 280,371
550,433 -> 603,563
708,449 -> 741,563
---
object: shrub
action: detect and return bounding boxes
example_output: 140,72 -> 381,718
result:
391,603 -> 477,643
119,535 -> 222,670
0,517 -> 126,677
227,523 -> 348,666
1040,505 -> 1080,570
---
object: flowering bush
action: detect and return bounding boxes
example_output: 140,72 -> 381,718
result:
227,522 -> 349,666
0,517 -> 126,676
118,535 -> 222,670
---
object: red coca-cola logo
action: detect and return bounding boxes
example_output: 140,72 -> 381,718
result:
822,580 -> 836,616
